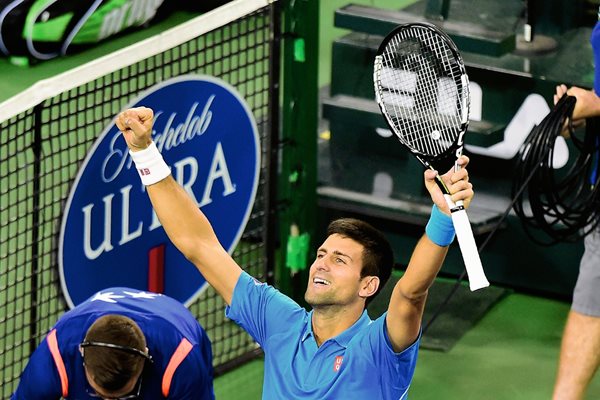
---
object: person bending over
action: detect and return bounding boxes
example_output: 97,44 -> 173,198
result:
12,287 -> 214,399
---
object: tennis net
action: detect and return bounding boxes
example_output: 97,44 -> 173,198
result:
0,0 -> 279,394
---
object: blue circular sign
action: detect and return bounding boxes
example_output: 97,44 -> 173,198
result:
59,75 -> 260,308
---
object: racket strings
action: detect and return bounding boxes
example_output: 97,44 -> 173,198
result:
377,26 -> 466,157
388,34 -> 456,151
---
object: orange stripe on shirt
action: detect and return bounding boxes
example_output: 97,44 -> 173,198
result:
162,338 -> 193,397
46,329 -> 69,397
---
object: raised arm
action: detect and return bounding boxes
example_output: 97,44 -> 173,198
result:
385,156 -> 474,352
116,107 -> 242,304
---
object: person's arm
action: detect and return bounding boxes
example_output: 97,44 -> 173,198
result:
116,107 -> 242,305
11,337 -> 63,400
385,156 -> 474,352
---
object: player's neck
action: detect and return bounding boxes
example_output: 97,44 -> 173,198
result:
311,304 -> 364,346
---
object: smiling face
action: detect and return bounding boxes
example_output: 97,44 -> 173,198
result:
304,234 -> 376,309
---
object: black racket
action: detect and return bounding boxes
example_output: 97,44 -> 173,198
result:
373,22 -> 489,291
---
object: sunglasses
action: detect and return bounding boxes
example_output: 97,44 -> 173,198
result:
80,341 -> 153,399
80,341 -> 153,362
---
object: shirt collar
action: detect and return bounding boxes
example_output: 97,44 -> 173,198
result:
301,311 -> 314,342
301,310 -> 371,347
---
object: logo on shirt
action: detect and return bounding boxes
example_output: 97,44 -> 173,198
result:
333,355 -> 344,372
251,277 -> 266,286
59,75 -> 260,308
90,290 -> 160,303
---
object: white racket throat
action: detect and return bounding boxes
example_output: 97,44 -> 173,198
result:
443,194 -> 490,291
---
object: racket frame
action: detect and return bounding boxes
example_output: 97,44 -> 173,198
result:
373,22 -> 489,291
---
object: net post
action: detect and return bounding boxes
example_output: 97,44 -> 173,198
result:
28,104 -> 43,356
148,244 -> 165,294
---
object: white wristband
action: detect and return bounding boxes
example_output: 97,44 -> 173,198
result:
129,142 -> 171,185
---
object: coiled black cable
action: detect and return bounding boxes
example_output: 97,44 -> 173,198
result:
512,94 -> 600,245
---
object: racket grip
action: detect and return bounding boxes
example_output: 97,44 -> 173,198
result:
444,196 -> 490,291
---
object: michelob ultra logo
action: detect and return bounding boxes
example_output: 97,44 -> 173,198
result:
59,75 -> 260,308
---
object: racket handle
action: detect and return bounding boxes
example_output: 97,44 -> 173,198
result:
443,195 -> 490,291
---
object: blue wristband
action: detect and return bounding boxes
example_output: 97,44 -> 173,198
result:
426,205 -> 455,246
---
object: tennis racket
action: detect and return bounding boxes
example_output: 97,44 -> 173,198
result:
373,22 -> 489,291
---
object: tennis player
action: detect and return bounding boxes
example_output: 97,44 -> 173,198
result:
118,106 -> 474,399
11,287 -> 214,399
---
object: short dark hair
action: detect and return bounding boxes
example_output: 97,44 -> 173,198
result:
82,315 -> 146,391
327,218 -> 393,306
